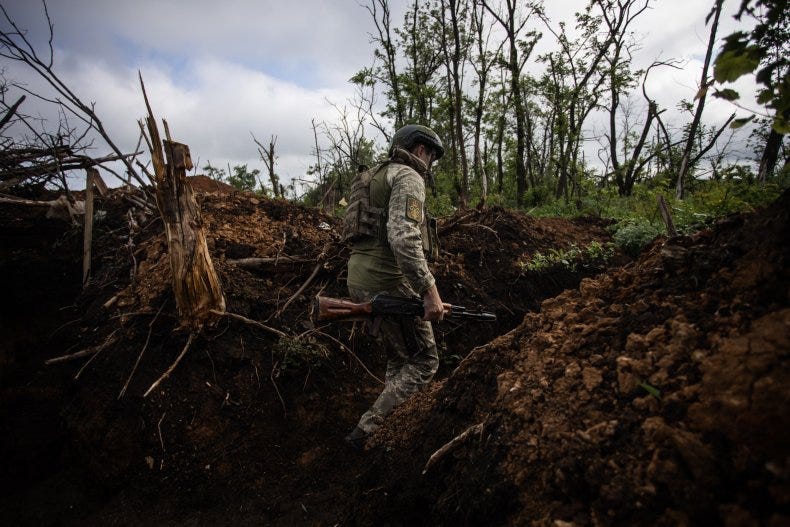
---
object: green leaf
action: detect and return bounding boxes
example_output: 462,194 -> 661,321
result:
772,114 -> 790,135
713,49 -> 760,83
713,88 -> 740,101
639,381 -> 661,400
730,116 -> 755,129
756,89 -> 774,105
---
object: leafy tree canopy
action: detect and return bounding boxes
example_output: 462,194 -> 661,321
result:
713,0 -> 790,133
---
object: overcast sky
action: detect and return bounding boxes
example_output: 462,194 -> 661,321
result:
1,0 -> 757,191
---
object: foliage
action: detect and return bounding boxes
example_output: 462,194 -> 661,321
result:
227,164 -> 261,193
518,240 -> 616,273
712,0 -> 790,133
316,0 -> 788,240
272,336 -> 329,374
203,162 -> 263,193
525,174 -> 786,245
684,178 -> 784,217
610,218 -> 664,258
305,131 -> 378,209
426,188 -> 457,217
203,163 -> 226,182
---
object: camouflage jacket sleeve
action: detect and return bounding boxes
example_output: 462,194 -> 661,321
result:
386,164 -> 435,294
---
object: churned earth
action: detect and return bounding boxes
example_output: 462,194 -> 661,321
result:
0,178 -> 786,526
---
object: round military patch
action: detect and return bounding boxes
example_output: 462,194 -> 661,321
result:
406,195 -> 423,223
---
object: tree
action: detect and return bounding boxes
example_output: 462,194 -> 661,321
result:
482,0 -> 541,206
308,102 -> 377,210
202,162 -> 260,193
0,1 -> 148,190
469,2 -> 499,206
675,0 -> 725,199
603,60 -> 687,196
398,0 -> 443,124
436,0 -> 472,207
252,133 -> 282,198
540,0 -> 651,202
713,0 -> 789,182
227,164 -> 260,193
364,0 -> 407,126
597,2 -> 675,196
202,162 -> 226,182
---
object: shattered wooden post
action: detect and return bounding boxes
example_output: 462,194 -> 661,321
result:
656,194 -> 678,237
141,75 -> 225,328
82,167 -> 96,286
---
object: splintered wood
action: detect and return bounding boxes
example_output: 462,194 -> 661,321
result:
141,74 -> 225,328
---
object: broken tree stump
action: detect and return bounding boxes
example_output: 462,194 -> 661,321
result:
656,194 -> 678,237
142,77 -> 225,328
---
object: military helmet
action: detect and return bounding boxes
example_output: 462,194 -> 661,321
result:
390,124 -> 444,160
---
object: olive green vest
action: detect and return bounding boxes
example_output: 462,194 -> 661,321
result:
346,165 -> 403,291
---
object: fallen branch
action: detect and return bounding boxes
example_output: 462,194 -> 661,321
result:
458,222 -> 501,243
45,347 -> 95,365
422,422 -> 484,475
45,328 -> 118,365
0,195 -> 55,206
143,332 -> 196,397
438,210 -> 478,235
228,256 -> 314,268
277,261 -> 322,315
210,310 -> 287,338
0,151 -> 143,190
122,193 -> 156,213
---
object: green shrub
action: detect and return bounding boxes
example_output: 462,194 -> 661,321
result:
272,336 -> 328,373
611,219 -> 664,257
518,240 -> 616,273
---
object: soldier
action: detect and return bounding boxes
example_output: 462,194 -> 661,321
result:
343,124 -> 447,449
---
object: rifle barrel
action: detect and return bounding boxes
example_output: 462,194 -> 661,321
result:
447,306 -> 497,321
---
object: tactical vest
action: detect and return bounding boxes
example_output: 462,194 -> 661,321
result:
342,162 -> 389,244
342,162 -> 439,262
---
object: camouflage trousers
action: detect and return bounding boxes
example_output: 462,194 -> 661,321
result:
348,283 -> 439,434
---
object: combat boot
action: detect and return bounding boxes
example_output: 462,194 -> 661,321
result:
344,426 -> 369,451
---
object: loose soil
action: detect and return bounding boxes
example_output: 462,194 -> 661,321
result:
0,178 -> 787,526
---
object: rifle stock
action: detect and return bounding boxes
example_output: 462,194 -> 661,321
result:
314,296 -> 375,322
315,294 -> 496,322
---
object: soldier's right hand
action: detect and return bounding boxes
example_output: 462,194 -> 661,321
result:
422,285 -> 448,322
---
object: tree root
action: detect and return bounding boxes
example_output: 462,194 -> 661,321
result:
143,332 -> 196,398
210,310 -> 287,338
119,299 -> 167,398
422,422 -> 485,475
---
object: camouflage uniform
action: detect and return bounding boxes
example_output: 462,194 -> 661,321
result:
347,147 -> 440,435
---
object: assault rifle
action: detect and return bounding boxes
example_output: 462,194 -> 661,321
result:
315,294 -> 497,323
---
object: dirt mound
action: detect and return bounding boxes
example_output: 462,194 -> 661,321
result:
0,180 -> 622,525
352,191 -> 790,525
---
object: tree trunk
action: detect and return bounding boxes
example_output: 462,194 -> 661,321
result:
448,0 -> 469,208
142,79 -> 225,328
758,128 -> 783,183
676,0 -> 723,199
